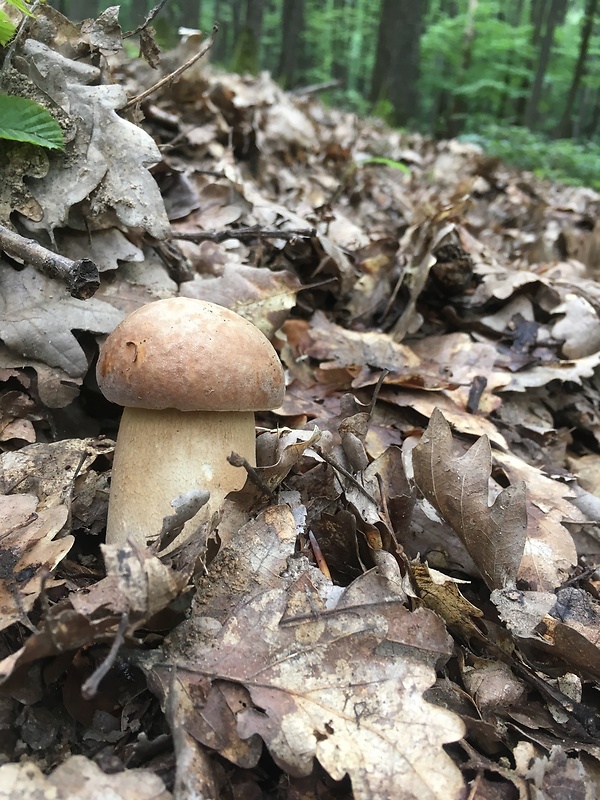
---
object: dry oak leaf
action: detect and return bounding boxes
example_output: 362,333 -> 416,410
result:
0,494 -> 72,631
0,265 -> 123,376
170,587 -> 465,800
493,451 -> 578,591
181,264 -> 301,339
0,437 -> 114,508
381,388 -> 508,449
0,343 -> 82,408
0,756 -> 171,800
411,562 -> 485,642
20,40 -> 169,238
412,408 -> 527,590
499,352 -> 600,392
0,543 -> 186,683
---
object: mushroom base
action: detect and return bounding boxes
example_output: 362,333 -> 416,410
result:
106,407 -> 257,550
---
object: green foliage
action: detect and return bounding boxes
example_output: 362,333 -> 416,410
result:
371,97 -> 394,125
85,0 -> 600,188
0,0 -> 36,45
5,0 -> 35,17
0,11 -> 17,45
0,94 -> 64,150
357,155 -> 410,174
465,124 -> 600,189
231,27 -> 259,75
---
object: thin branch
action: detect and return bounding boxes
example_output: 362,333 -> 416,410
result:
314,446 -> 378,504
368,369 -> 389,419
0,225 -> 100,299
123,24 -> 218,110
227,451 -> 275,498
290,79 -> 340,97
171,225 -> 317,244
308,530 -> 332,580
81,611 -> 129,699
124,0 -> 170,37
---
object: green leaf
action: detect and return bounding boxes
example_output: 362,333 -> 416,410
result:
0,95 -> 64,150
0,10 -> 16,45
4,0 -> 35,17
358,156 -> 410,174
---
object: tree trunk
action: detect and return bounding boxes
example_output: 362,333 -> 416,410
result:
231,0 -> 263,73
524,0 -> 568,130
369,0 -> 427,127
497,0 -> 527,120
331,0 -> 350,87
429,0 -> 459,136
583,88 -> 600,137
230,0 -> 243,45
514,0 -> 548,124
213,0 -> 229,61
277,0 -> 305,87
555,0 -> 598,138
76,0 -> 99,21
443,0 -> 478,137
175,0 -> 201,29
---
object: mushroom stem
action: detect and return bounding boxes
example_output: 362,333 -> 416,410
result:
106,407 -> 256,549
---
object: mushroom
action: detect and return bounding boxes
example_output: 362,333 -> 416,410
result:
96,297 -> 285,550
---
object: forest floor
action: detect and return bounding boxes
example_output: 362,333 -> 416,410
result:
1,17 -> 600,800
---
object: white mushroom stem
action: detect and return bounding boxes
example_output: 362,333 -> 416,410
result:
106,407 -> 256,550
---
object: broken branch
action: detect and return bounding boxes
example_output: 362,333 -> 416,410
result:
0,225 -> 100,299
124,24 -> 218,110
171,225 -> 317,244
123,0 -> 169,37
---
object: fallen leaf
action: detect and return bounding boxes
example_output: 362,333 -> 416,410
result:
156,574 -> 465,800
0,438 -> 114,508
20,40 -> 169,238
411,562 -> 485,642
0,755 -> 171,799
0,543 -> 186,683
0,494 -> 71,631
0,265 -> 123,376
412,409 -> 527,589
493,451 -> 578,590
181,264 -> 301,337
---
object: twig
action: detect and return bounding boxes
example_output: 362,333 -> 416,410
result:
124,0 -> 170,37
81,611 -> 129,699
171,225 -> 317,244
0,225 -> 100,299
368,368 -> 389,419
290,79 -> 340,97
123,24 -> 218,110
314,446 -> 378,503
227,451 -> 275,498
308,530 -> 332,580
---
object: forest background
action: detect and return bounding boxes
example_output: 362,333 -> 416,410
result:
49,0 -> 600,189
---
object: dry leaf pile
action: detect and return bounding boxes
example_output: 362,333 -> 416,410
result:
1,9 -> 600,800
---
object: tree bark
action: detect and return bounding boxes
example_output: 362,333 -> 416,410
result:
213,0 -> 230,61
497,0 -> 528,120
277,0 -> 305,87
331,0 -> 350,87
231,0 -> 263,73
427,0 -> 459,136
524,0 -> 568,130
369,0 -> 427,126
555,0 -> 598,138
175,0 -> 201,29
443,0 -> 478,137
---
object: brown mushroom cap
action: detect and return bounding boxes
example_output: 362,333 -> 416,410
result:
97,298 -> 285,412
